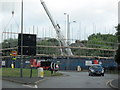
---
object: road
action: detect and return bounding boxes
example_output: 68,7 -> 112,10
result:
2,71 -> 118,88
37,71 -> 118,88
2,80 -> 29,88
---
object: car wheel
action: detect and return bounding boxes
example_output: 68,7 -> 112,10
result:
90,73 -> 93,76
102,73 -> 104,76
89,73 -> 90,76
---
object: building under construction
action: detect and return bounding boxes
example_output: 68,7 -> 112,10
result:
1,0 -> 118,70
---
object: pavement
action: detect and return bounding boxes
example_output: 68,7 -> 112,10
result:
2,76 -> 45,84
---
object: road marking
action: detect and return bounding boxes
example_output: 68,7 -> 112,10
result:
35,85 -> 38,88
35,78 -> 49,84
106,79 -> 118,89
106,79 -> 112,88
109,80 -> 118,89
23,84 -> 38,88
106,80 -> 110,87
23,85 -> 34,88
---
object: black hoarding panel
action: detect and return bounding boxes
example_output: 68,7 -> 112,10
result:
18,34 -> 36,55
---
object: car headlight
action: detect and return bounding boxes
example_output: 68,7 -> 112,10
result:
102,70 -> 104,73
91,69 -> 95,72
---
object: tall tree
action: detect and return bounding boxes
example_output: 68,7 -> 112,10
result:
115,24 -> 120,64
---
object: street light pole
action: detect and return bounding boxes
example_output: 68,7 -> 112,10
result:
67,14 -> 70,46
64,13 -> 70,45
20,0 -> 23,78
64,13 -> 76,45
64,13 -> 76,70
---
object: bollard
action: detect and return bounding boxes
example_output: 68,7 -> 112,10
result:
77,66 -> 81,72
11,64 -> 14,68
77,66 -> 80,72
38,67 -> 44,78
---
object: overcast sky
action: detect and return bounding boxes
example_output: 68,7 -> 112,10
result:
0,0 -> 119,43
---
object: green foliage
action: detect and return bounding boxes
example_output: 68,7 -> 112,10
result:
37,38 -> 61,55
115,45 -> 120,64
37,38 -> 59,46
115,24 -> 120,42
1,34 -> 117,58
115,24 -> 120,64
71,33 -> 117,57
87,33 -> 117,49
2,38 -> 18,48
2,38 -> 18,56
87,33 -> 117,57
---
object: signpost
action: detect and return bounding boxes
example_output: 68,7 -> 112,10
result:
11,50 -> 17,56
10,50 -> 17,69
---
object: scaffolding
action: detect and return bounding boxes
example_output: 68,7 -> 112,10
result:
1,31 -> 118,59
1,10 -> 118,60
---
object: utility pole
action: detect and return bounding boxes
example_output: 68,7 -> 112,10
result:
20,0 -> 23,78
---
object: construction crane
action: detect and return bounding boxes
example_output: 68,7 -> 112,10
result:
40,0 -> 73,56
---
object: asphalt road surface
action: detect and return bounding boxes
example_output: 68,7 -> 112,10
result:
37,71 -> 118,88
2,71 -> 118,88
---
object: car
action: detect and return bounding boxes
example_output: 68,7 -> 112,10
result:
88,64 -> 104,76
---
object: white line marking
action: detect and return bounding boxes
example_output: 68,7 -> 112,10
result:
106,79 -> 118,89
106,80 -> 110,88
35,85 -> 38,88
35,78 -> 48,84
23,84 -> 38,88
106,79 -> 113,87
109,80 -> 118,89
23,85 -> 34,88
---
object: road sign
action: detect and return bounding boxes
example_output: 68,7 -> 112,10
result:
12,57 -> 16,60
11,50 -> 17,56
94,60 -> 98,64
2,61 -> 5,66
99,61 -> 102,65
85,61 -> 92,66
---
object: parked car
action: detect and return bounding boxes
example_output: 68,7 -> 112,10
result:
88,64 -> 104,76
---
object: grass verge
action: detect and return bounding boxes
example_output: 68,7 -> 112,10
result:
2,68 -> 62,77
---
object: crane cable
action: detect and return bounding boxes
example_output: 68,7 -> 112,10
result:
3,11 -> 19,33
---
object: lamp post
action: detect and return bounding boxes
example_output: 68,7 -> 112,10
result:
20,0 -> 24,78
64,13 -> 76,70
64,13 -> 76,45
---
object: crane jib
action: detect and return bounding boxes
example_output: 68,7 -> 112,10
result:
40,0 -> 73,56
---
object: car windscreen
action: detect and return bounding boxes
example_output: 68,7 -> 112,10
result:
92,65 -> 102,69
